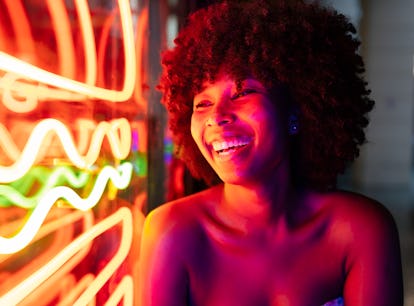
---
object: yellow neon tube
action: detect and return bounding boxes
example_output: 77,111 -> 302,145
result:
0,0 -> 136,102
46,0 -> 76,79
73,0 -> 97,85
0,209 -> 93,264
0,118 -> 131,183
0,166 -> 90,208
0,207 -> 133,305
104,276 -> 133,306
3,0 -> 36,57
0,162 -> 132,254
73,207 -> 133,306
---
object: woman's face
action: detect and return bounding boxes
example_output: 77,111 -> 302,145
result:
190,74 -> 289,185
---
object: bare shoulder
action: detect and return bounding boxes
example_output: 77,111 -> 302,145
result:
142,186 -> 220,243
317,190 -> 403,304
317,190 -> 398,234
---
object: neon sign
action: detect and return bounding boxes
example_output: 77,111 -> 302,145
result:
0,0 -> 137,107
0,0 -> 149,304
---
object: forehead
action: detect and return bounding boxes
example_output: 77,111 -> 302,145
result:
196,74 -> 267,95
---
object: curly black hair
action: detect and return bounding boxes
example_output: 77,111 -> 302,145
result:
158,0 -> 374,191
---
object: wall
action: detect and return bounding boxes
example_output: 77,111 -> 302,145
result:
355,0 -> 414,188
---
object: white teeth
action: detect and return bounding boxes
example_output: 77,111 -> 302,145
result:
211,137 -> 251,153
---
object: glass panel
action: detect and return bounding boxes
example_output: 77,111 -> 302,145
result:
0,0 -> 149,304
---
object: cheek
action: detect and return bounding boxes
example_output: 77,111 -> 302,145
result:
190,116 -> 203,147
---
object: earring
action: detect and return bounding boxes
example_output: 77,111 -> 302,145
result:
288,114 -> 299,135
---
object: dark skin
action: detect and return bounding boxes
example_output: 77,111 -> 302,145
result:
138,76 -> 403,306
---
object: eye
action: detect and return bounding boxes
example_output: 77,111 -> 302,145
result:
193,99 -> 213,110
230,88 -> 257,100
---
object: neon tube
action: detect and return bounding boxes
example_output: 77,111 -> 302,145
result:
0,118 -> 131,183
73,0 -> 97,85
0,162 -> 132,254
73,207 -> 133,306
3,0 -> 36,57
46,0 -> 76,79
0,0 -> 136,103
0,209 -> 93,264
0,166 -> 90,208
0,207 -> 133,305
104,276 -> 133,306
134,7 -> 149,110
56,274 -> 95,306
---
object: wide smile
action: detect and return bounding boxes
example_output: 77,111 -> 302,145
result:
210,136 -> 252,159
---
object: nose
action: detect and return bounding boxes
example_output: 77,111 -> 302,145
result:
206,102 -> 236,126
206,113 -> 235,126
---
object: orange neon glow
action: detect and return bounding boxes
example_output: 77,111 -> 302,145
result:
72,0 -> 97,86
0,207 -> 133,305
134,7 -> 149,111
0,162 -> 132,254
0,0 -> 149,304
0,210 -> 94,300
56,274 -> 95,306
0,0 -> 136,105
0,209 -> 93,264
46,0 -> 76,79
2,0 -> 36,58
0,118 -> 131,183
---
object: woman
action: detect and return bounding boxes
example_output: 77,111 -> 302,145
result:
139,0 -> 404,305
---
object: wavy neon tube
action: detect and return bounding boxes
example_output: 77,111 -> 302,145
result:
0,207 -> 133,305
0,162 -> 132,254
0,166 -> 90,208
0,209 -> 93,264
0,118 -> 131,183
0,0 -> 136,104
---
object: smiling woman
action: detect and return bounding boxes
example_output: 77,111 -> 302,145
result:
138,1 -> 404,305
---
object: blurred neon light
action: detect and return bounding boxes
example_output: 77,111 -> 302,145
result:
46,0 -> 76,79
76,119 -> 97,155
0,162 -> 132,254
0,118 -> 131,183
72,0 -> 97,86
0,209 -> 93,264
0,166 -> 90,208
57,274 -> 95,306
3,0 -> 36,57
134,7 -> 148,109
105,275 -> 133,306
0,0 -> 136,105
73,208 -> 133,306
0,211 -> 93,303
0,207 -> 133,306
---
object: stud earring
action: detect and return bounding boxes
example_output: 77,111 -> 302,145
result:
288,114 -> 299,135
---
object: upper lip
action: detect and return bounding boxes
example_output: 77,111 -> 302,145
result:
208,135 -> 253,152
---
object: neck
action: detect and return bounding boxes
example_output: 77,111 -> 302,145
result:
220,174 -> 293,226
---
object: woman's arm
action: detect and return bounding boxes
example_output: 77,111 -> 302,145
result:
342,198 -> 403,305
138,206 -> 189,306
